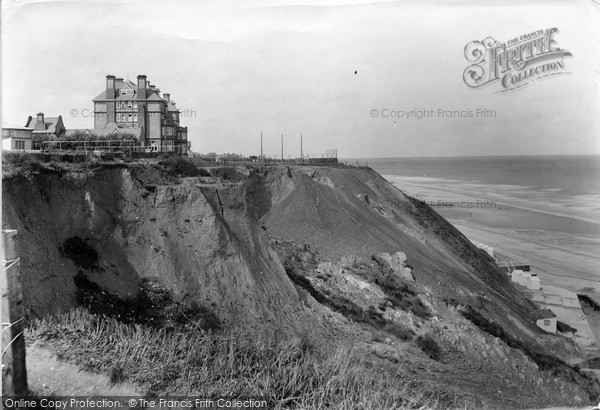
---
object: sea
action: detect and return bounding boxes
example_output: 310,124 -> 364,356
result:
367,155 -> 600,228
351,155 -> 600,292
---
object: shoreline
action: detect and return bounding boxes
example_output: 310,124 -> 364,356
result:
380,174 -> 600,287
382,174 -> 600,235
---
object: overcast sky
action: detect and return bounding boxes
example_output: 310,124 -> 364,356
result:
2,0 -> 599,158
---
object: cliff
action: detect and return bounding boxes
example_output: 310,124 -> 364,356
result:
2,159 -> 598,408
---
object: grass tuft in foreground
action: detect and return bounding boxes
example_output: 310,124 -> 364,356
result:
29,309 -> 471,409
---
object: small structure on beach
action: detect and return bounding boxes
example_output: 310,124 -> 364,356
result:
527,273 -> 540,290
532,309 -> 557,333
511,269 -> 523,283
469,239 -> 543,290
519,271 -> 531,287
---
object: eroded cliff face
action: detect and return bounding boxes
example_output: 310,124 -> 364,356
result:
0,164 -> 578,340
3,162 -> 598,407
2,165 -> 340,337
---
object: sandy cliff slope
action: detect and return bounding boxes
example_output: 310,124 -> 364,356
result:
3,161 -> 599,408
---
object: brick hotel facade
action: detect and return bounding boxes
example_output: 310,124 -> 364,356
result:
92,75 -> 189,153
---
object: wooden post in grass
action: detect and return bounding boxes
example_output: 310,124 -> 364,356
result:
2,229 -> 28,396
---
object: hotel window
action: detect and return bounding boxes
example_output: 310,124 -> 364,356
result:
133,113 -> 138,122
128,101 -> 133,110
133,102 -> 138,109
128,114 -> 133,122
15,140 -> 25,150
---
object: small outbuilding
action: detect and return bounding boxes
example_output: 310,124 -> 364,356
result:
532,309 -> 557,333
511,269 -> 523,283
527,273 -> 541,290
519,271 -> 531,287
2,126 -> 33,151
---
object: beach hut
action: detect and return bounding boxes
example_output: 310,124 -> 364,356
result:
527,273 -> 540,290
532,309 -> 557,333
511,269 -> 523,283
519,271 -> 531,287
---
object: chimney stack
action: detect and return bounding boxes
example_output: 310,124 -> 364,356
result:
106,75 -> 116,99
164,93 -> 170,102
115,77 -> 124,90
137,75 -> 147,99
34,113 -> 46,131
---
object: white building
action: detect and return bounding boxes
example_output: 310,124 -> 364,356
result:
527,273 -> 541,290
532,309 -> 557,333
519,271 -> 531,287
2,127 -> 33,151
511,269 -> 523,283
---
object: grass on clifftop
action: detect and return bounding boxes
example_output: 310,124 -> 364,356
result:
29,309 -> 470,409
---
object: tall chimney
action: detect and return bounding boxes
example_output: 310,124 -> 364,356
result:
34,113 -> 45,131
137,75 -> 147,99
115,77 -> 124,90
106,75 -> 116,99
164,93 -> 170,102
137,75 -> 147,142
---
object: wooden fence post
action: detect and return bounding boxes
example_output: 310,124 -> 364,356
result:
2,229 -> 28,396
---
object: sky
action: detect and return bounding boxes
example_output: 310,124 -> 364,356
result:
2,0 -> 600,158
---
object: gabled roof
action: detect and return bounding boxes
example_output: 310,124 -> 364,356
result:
146,93 -> 163,101
119,80 -> 136,89
531,309 -> 556,321
167,101 -> 179,112
116,94 -> 138,101
92,78 -> 175,104
93,90 -> 108,101
28,116 -> 61,133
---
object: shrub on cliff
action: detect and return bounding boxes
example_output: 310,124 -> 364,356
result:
416,334 -> 442,361
159,156 -> 209,177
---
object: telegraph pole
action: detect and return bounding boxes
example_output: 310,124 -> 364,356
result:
300,134 -> 303,164
260,132 -> 263,162
281,134 -> 283,163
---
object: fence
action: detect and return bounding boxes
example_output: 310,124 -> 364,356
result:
40,140 -> 189,155
2,229 -> 27,396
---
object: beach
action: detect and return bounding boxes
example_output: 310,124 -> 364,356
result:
380,173 -> 600,294
365,155 -> 600,354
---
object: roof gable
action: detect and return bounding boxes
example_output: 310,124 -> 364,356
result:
146,93 -> 163,101
93,90 -> 108,101
532,309 -> 556,320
